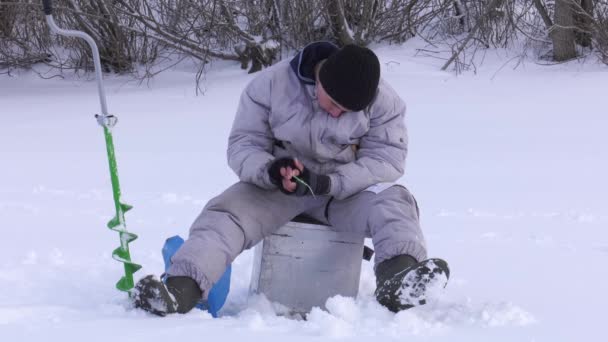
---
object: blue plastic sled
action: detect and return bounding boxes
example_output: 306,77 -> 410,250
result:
162,235 -> 231,317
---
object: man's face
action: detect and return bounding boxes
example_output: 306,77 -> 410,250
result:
316,80 -> 349,118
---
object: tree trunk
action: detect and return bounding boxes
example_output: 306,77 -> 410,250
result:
453,0 -> 466,32
0,3 -> 9,37
552,0 -> 577,61
325,0 -> 354,46
532,0 -> 553,28
353,0 -> 377,45
574,0 -> 594,47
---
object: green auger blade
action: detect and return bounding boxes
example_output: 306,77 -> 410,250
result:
102,125 -> 141,293
107,216 -> 121,230
118,230 -> 138,245
113,245 -> 143,291
107,202 -> 133,229
106,212 -> 141,293
115,262 -> 143,291
108,203 -> 133,228
116,277 -> 134,292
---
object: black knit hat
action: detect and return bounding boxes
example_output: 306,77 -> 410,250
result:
318,44 -> 380,111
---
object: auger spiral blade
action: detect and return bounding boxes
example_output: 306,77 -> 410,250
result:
103,125 -> 142,293
108,207 -> 141,292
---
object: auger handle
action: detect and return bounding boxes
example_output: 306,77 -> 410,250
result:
43,0 -> 109,117
42,0 -> 53,15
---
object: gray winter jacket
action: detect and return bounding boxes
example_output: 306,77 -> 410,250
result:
227,42 -> 408,200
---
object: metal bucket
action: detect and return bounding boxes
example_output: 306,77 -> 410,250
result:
249,220 -> 365,315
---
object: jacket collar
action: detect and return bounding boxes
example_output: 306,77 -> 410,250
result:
289,41 -> 339,85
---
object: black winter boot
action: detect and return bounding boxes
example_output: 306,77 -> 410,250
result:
133,275 -> 202,316
374,255 -> 450,312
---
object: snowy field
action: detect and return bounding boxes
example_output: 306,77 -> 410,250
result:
1,42 -> 607,341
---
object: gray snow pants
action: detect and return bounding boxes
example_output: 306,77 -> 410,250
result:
167,182 -> 427,297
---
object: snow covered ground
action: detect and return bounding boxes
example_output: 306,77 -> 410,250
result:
1,42 -> 607,341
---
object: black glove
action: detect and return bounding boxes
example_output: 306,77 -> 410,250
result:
268,157 -> 331,196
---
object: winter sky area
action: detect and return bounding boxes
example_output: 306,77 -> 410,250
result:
1,40 -> 607,342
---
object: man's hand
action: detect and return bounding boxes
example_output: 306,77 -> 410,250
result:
268,158 -> 331,196
268,157 -> 302,193
280,158 -> 304,192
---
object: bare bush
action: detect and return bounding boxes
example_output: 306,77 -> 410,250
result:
0,0 -> 160,75
1,0 -> 606,78
114,0 -> 282,75
0,1 -> 51,73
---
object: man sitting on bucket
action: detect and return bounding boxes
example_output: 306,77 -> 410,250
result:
133,41 -> 450,316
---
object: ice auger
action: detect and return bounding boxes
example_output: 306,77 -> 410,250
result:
43,0 -> 141,292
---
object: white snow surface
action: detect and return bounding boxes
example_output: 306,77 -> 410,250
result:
1,41 -> 607,341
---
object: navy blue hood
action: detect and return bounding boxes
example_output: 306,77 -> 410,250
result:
289,41 -> 339,85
